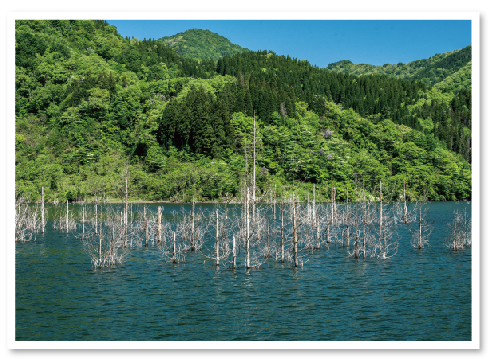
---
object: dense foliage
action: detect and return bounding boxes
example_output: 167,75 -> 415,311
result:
216,50 -> 472,162
327,45 -> 471,90
160,28 -> 249,61
15,20 -> 471,203
434,62 -> 471,94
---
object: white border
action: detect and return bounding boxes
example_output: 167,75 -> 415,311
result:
11,12 -> 480,20
6,12 -> 480,351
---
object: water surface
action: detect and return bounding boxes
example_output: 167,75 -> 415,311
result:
15,201 -> 471,341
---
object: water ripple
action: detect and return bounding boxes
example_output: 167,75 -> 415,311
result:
16,202 -> 471,341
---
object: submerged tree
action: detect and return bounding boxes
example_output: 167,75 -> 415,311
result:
132,205 -> 166,248
373,181 -> 398,259
160,231 -> 187,264
409,201 -> 434,249
15,197 -> 42,242
204,207 -> 234,267
52,200 -> 77,233
445,209 -> 471,251
82,208 -> 130,268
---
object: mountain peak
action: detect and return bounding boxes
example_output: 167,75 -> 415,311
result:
160,28 -> 248,61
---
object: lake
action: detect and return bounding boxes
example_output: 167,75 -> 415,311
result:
15,201 -> 471,341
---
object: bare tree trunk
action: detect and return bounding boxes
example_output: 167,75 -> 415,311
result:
112,224 -> 115,258
293,193 -> 298,267
95,196 -> 98,235
326,213 -> 330,244
98,223 -> 102,265
362,228 -> 366,259
452,217 -> 458,251
41,186 -> 45,234
266,222 -> 271,258
316,220 -> 321,249
216,209 -> 219,266
173,232 -> 176,263
314,184 -> 320,250
191,196 -> 195,250
124,208 -> 129,247
125,175 -> 128,220
246,187 -> 250,269
144,206 -> 148,247
66,200 -> 69,233
463,210 -> 469,247
244,137 -> 248,193
158,206 -> 162,243
232,234 -> 236,269
274,183 -> 276,220
418,208 -> 423,249
355,231 -> 360,259
380,181 -> 384,257
240,183 -> 245,241
346,185 -> 350,247
252,111 -> 256,219
281,199 -> 285,262
331,179 -> 334,223
313,184 -> 316,223
362,185 -> 367,258
333,187 -> 336,225
403,180 -> 408,224
82,206 -> 85,236
125,176 -> 128,246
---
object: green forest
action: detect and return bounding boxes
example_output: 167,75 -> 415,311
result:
159,28 -> 249,61
326,45 -> 472,91
15,20 -> 472,203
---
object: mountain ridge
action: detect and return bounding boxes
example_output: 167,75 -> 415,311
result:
159,28 -> 249,61
326,45 -> 471,91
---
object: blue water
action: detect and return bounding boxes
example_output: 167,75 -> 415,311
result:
15,201 -> 471,341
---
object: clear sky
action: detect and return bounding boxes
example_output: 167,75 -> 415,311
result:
106,19 -> 471,68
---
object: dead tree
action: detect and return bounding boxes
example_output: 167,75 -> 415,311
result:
132,206 -> 162,247
160,229 -> 186,264
82,208 -> 129,268
245,187 -> 251,268
445,209 -> 471,251
252,111 -> 256,219
158,206 -> 163,244
409,201 -> 433,249
344,185 -> 350,247
371,181 -> 398,259
279,199 -> 287,262
111,162 -> 132,245
41,187 -> 45,233
15,198 -> 42,242
53,201 -> 76,232
292,193 -> 298,267
235,187 -> 269,269
204,207 -> 234,267
403,180 -> 408,223
272,193 -> 313,267
347,182 -> 376,259
391,180 -> 415,224
173,205 -> 207,252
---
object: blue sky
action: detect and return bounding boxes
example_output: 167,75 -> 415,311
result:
106,19 -> 471,68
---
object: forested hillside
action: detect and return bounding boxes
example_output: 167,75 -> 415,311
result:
160,28 -> 249,61
327,45 -> 471,91
15,20 -> 471,203
216,51 -> 471,162
434,61 -> 471,94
